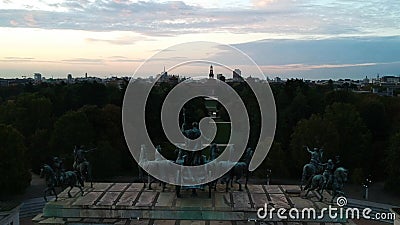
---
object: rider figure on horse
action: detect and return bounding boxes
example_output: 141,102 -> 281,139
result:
73,146 -> 94,175
322,159 -> 335,187
306,146 -> 324,170
302,146 -> 324,190
182,121 -> 205,166
52,156 -> 65,186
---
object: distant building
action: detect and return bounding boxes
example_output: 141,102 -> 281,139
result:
274,77 -> 282,83
232,69 -> 243,82
381,76 -> 400,84
156,67 -> 180,84
34,73 -> 42,84
0,79 -> 9,87
362,76 -> 370,85
104,76 -> 125,90
158,66 -> 169,82
209,65 -> 214,79
217,74 -> 225,82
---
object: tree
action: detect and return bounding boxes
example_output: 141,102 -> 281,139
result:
0,93 -> 52,136
357,96 -> 387,138
323,103 -> 372,183
385,131 -> 400,192
290,103 -> 372,183
0,124 -> 31,195
324,103 -> 372,170
50,110 -> 95,167
290,114 -> 339,172
261,142 -> 290,178
356,96 -> 388,178
29,129 -> 51,174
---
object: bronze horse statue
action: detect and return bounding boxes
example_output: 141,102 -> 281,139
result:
40,164 -> 83,201
304,167 -> 348,202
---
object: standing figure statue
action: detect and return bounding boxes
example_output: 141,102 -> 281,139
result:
301,146 -> 324,190
209,143 -> 220,161
307,146 -> 323,167
73,146 -> 94,188
334,155 -> 341,169
176,108 -> 207,197
322,159 -> 335,189
182,122 -> 204,166
180,108 -> 205,166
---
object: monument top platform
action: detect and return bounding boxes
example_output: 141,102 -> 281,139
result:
33,182 -> 345,225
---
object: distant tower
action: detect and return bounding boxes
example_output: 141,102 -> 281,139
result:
33,73 -> 42,84
67,74 -> 73,84
85,73 -> 88,79
209,65 -> 214,78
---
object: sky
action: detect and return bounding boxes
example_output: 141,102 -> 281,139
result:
0,0 -> 399,79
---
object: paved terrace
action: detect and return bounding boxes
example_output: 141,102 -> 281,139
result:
33,183 -> 346,225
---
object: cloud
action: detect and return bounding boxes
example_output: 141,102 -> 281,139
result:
258,62 -> 390,71
23,13 -> 36,26
61,58 -> 104,64
5,57 -> 35,60
85,36 -> 145,45
252,0 -> 275,7
0,57 -> 48,63
203,36 -> 400,78
9,20 -> 18,26
231,36 -> 400,66
109,57 -> 145,63
0,56 -> 106,64
0,0 -> 398,37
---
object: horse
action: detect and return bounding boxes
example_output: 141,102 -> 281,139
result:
138,145 -> 166,191
301,163 -> 323,190
74,161 -> 93,188
330,167 -> 348,203
174,149 -> 212,198
40,164 -> 83,201
224,147 -> 254,192
304,174 -> 327,201
304,167 -> 348,202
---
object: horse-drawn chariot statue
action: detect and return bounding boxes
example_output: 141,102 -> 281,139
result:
137,107 -> 255,198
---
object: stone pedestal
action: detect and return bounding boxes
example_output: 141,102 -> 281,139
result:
33,183 -> 346,225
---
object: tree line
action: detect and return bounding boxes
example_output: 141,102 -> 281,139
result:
0,79 -> 399,196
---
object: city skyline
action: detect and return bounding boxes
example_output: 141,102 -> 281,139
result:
1,0 -> 400,79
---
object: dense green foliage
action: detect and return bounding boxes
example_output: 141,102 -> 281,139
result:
0,79 -> 399,194
0,124 -> 31,196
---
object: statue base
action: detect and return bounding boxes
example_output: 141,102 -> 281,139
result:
33,182 -> 346,224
